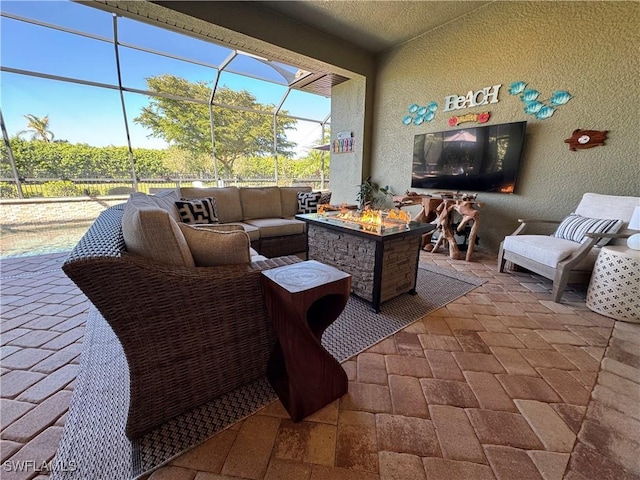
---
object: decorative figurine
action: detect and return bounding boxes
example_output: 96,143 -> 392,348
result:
564,129 -> 608,151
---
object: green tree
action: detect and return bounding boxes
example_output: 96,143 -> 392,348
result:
302,148 -> 330,176
17,114 -> 55,142
162,146 -> 213,177
134,75 -> 297,177
234,156 -> 277,179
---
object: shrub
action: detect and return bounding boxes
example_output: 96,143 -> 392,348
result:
41,180 -> 84,197
0,182 -> 19,198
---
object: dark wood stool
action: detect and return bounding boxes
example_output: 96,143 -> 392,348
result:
261,260 -> 351,421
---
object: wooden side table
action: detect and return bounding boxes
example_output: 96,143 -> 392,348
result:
431,198 -> 482,262
261,260 -> 351,421
392,194 -> 482,261
586,245 -> 640,323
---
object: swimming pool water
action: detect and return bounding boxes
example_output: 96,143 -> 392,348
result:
0,222 -> 92,259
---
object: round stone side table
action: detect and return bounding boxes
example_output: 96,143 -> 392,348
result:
586,245 -> 640,322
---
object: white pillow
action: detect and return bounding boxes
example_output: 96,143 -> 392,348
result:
552,213 -> 623,246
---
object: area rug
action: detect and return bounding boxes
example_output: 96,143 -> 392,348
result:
51,264 -> 484,480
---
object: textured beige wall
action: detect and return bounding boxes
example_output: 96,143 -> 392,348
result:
370,1 -> 640,252
329,78 -> 368,205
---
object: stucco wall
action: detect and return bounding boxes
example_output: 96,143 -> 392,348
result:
329,77 -> 368,205
370,1 -> 639,252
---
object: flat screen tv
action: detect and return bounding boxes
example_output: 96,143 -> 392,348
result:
411,121 -> 527,193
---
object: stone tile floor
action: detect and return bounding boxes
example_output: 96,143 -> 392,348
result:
1,250 -> 639,480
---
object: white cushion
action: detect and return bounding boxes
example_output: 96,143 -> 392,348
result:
575,193 -> 639,246
575,193 -> 639,222
503,235 -> 581,268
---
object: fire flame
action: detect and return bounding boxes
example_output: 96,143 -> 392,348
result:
337,209 -> 383,225
332,208 -> 411,229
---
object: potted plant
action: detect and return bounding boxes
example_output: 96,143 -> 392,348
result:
356,177 -> 392,210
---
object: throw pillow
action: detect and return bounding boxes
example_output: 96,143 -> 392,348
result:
175,197 -> 218,224
297,191 -> 322,214
122,199 -> 195,267
177,223 -> 251,266
319,191 -> 332,205
552,213 -> 623,246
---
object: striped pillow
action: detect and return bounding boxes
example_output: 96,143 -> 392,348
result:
552,213 -> 623,246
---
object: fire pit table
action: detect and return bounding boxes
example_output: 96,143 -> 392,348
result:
296,210 -> 435,312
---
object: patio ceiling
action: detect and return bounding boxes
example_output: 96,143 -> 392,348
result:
254,1 -> 493,54
102,1 -> 492,95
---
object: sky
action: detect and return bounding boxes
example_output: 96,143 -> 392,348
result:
0,0 -> 330,156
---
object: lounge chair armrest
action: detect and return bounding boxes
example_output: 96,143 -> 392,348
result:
511,219 -> 561,236
517,219 -> 560,224
562,237 -> 600,267
584,232 -> 630,239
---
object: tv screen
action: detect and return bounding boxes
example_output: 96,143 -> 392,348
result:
411,121 -> 527,193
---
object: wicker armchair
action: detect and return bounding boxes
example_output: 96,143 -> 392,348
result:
63,204 -> 301,439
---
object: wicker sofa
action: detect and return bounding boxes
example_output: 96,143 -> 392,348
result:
180,185 -> 314,257
62,201 -> 302,439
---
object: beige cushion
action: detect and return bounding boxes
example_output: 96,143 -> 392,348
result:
192,222 -> 261,240
243,218 -> 306,238
178,223 -> 251,266
193,224 -> 244,233
206,222 -> 261,241
128,190 -> 182,222
280,186 -> 312,217
122,201 -> 195,267
240,187 -> 283,220
180,187 -> 243,223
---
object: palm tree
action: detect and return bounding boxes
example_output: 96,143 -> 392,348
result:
17,114 -> 55,142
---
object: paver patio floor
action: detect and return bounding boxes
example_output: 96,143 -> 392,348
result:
1,250 -> 638,480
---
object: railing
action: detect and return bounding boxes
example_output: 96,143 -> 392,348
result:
0,177 -> 328,199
